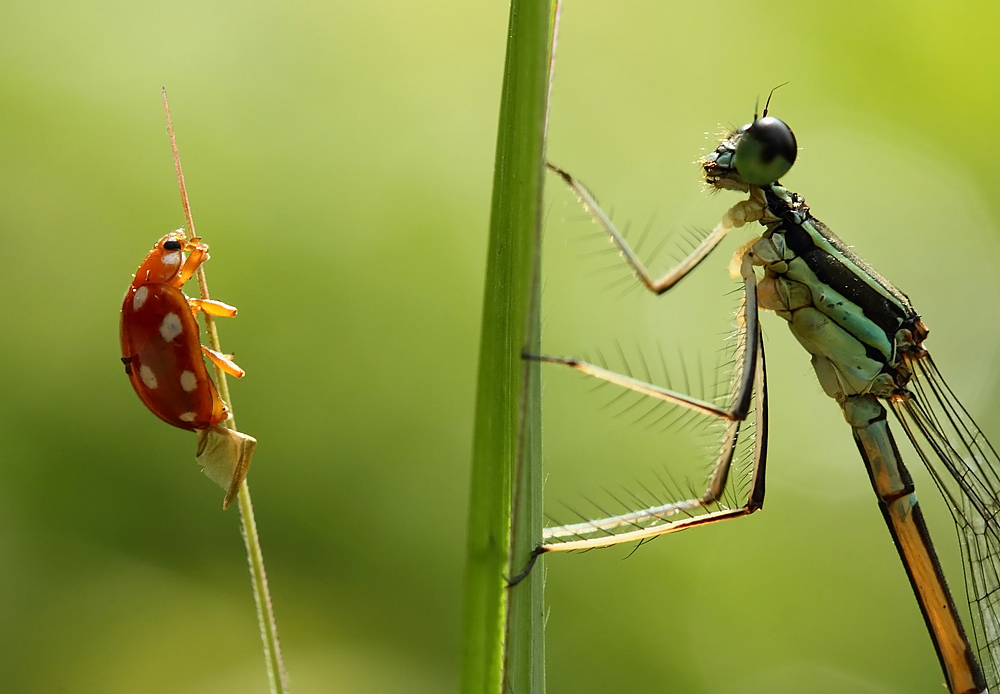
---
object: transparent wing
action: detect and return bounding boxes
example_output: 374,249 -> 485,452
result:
891,354 -> 1000,691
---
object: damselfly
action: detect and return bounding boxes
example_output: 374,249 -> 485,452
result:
531,107 -> 1000,693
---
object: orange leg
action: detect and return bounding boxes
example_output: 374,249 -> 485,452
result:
202,345 -> 245,378
171,236 -> 211,287
187,297 -> 239,318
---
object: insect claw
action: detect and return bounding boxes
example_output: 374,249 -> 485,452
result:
507,545 -> 547,587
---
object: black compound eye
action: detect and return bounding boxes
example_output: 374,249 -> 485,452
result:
163,239 -> 183,251
733,116 -> 797,185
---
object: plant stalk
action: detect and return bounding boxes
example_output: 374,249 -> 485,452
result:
459,3 -> 559,693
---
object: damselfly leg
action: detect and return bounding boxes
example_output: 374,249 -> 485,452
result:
535,166 -> 769,552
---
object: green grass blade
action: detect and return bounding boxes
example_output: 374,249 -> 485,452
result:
504,9 -> 560,694
460,2 -> 558,693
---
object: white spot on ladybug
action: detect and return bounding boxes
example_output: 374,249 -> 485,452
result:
178,411 -> 197,422
161,251 -> 181,267
132,285 -> 148,311
140,365 -> 158,390
160,313 -> 183,342
180,370 -> 198,392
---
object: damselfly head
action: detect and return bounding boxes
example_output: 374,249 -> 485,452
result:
702,116 -> 798,191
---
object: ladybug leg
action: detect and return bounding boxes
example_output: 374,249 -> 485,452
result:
202,345 -> 245,378
172,237 -> 211,287
188,297 -> 238,318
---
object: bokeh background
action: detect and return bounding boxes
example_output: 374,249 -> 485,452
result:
2,1 -> 1000,693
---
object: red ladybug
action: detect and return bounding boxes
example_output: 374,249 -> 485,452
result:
120,230 -> 243,428
120,230 -> 253,507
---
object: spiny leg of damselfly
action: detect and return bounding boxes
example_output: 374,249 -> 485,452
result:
534,169 -> 769,555
546,162 -> 766,295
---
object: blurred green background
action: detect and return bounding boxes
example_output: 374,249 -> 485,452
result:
2,1 -> 1000,693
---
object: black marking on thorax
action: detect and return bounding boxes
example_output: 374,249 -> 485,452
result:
765,187 -> 909,340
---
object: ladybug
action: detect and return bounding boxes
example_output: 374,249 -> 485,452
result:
121,229 -> 254,507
